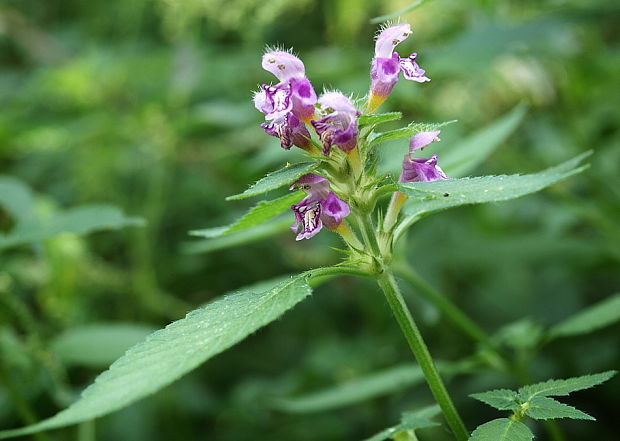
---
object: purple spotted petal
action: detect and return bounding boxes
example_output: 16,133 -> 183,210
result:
290,77 -> 317,121
261,113 -> 310,150
409,130 -> 441,153
290,175 -> 350,240
291,197 -> 323,240
375,24 -> 412,58
370,53 -> 401,97
312,116 -> 358,155
320,192 -> 350,229
262,51 -> 306,82
290,173 -> 330,200
399,154 -> 448,183
399,53 -> 430,83
258,83 -> 292,120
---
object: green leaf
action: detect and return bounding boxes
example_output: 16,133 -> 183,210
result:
470,389 -> 520,410
399,409 -> 440,430
358,112 -> 402,127
274,363 -> 425,413
525,396 -> 594,421
368,120 -> 456,147
363,406 -> 439,441
190,191 -> 302,238
50,324 -> 156,368
226,162 -> 318,200
549,293 -> 620,339
0,176 -> 35,222
370,0 -> 426,24
0,205 -> 144,251
492,318 -> 545,350
0,274 -> 313,439
274,360 -> 470,414
440,105 -> 527,177
399,152 -> 590,219
182,218 -> 291,254
469,418 -> 533,441
517,371 -> 616,402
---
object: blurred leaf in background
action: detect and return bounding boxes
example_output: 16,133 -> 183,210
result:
0,0 -> 618,440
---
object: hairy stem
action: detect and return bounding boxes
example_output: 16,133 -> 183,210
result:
308,266 -> 373,282
377,270 -> 469,441
358,212 -> 381,259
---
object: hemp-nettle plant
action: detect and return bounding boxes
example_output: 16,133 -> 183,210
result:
0,22 -> 615,441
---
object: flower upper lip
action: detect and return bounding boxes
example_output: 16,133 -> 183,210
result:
374,23 -> 412,59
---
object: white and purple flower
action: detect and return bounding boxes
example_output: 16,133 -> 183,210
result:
255,50 -> 317,122
369,24 -> 430,110
290,174 -> 350,240
399,131 -> 448,183
311,92 -> 359,156
254,50 -> 318,150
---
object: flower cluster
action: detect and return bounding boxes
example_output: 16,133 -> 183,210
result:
253,50 -> 316,151
252,24 -> 446,241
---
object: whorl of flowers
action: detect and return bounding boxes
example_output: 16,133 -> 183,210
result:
252,25 -> 443,242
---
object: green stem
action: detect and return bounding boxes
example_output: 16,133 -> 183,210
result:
513,369 -> 567,441
396,264 -> 566,441
358,212 -> 381,258
0,369 -> 52,441
377,270 -> 469,441
77,420 -> 95,441
543,421 -> 568,441
307,266 -> 374,283
394,265 -> 499,354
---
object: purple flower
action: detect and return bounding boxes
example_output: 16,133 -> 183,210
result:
288,77 -> 317,123
254,50 -> 318,150
399,131 -> 448,183
290,174 -> 350,240
254,83 -> 292,121
399,53 -> 430,83
261,50 -> 306,81
369,24 -> 430,105
261,113 -> 311,150
257,50 -> 317,122
311,92 -> 359,155
409,130 -> 441,152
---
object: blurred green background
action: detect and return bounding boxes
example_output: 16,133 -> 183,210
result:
1,0 -> 619,440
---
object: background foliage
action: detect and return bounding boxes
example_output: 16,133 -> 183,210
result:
1,0 -> 618,440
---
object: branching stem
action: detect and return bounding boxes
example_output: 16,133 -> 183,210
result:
394,262 -> 567,441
